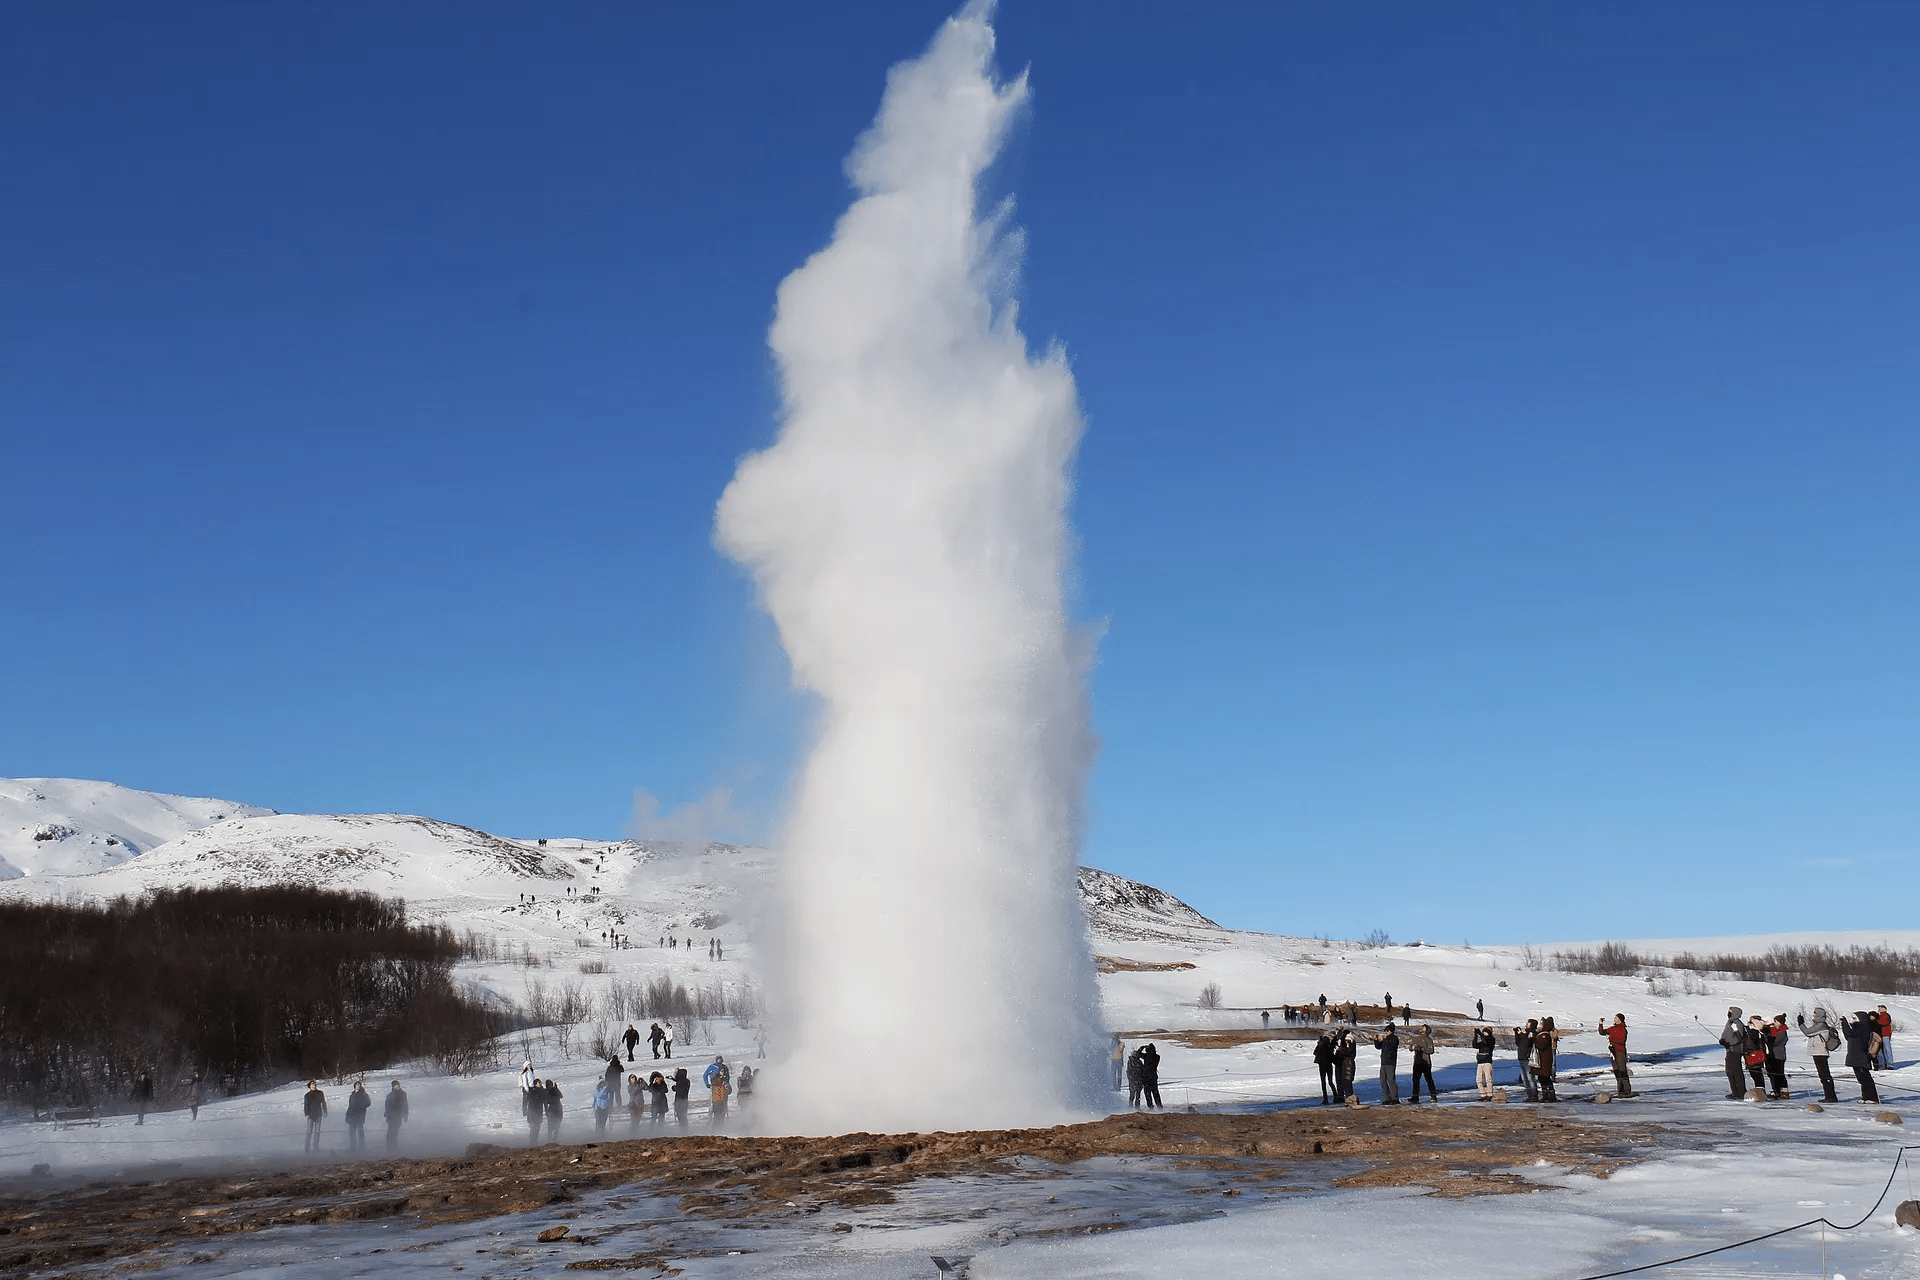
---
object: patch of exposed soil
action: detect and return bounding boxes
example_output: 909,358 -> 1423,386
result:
0,1106 -> 1687,1273
1095,956 -> 1198,973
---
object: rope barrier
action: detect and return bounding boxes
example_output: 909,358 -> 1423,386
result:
1571,1144 -> 1919,1280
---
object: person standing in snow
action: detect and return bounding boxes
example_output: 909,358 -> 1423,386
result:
188,1071 -> 205,1121
1842,1013 -> 1880,1103
1514,1022 -> 1540,1102
1472,1025 -> 1498,1100
1764,1015 -> 1791,1099
1140,1043 -> 1163,1109
384,1080 -> 408,1149
627,1075 -> 645,1134
132,1071 -> 154,1125
605,1055 -> 626,1106
344,1080 -> 371,1150
623,1024 -> 641,1063
1384,992 -> 1393,1014
1126,1047 -> 1145,1108
1599,1015 -> 1633,1098
302,1080 -> 328,1152
1371,1025 -> 1400,1105
525,1079 -> 544,1144
709,1071 -> 731,1127
1261,1010 -> 1270,1030
1532,1018 -> 1560,1102
671,1068 -> 692,1126
1875,1005 -> 1894,1069
1314,1032 -> 1336,1104
1111,1036 -> 1126,1090
648,1023 -> 664,1059
1798,1008 -> 1841,1102
1742,1016 -> 1770,1094
663,1021 -> 675,1059
1408,1025 -> 1437,1103
1476,999 -> 1484,1020
542,1079 -> 564,1137
647,1071 -> 669,1125
520,1060 -> 537,1094
592,1078 -> 613,1135
1718,1007 -> 1749,1099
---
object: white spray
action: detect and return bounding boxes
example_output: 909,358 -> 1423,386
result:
715,2 -> 1105,1132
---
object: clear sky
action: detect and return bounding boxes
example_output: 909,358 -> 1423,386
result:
3,2 -> 1915,942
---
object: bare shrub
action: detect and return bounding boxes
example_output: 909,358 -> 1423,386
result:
1197,983 -> 1222,1010
578,959 -> 609,975
1520,945 -> 1545,971
1363,928 -> 1391,949
1551,941 -> 1642,976
1662,945 -> 1920,995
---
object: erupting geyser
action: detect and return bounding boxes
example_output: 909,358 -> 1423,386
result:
715,2 -> 1106,1131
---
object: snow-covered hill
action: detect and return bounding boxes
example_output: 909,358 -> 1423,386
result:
0,780 -> 1214,952
0,777 -> 273,880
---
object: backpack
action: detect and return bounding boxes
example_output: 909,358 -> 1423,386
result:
1868,1032 -> 1883,1056
1824,1027 -> 1840,1053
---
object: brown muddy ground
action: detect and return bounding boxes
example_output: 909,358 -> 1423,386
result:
0,1104 -> 1690,1274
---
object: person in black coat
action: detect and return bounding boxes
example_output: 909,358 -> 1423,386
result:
623,1024 -> 641,1062
1842,1013 -> 1880,1103
671,1068 -> 692,1126
1126,1048 -> 1145,1109
1139,1043 -> 1163,1109
1313,1033 -> 1336,1104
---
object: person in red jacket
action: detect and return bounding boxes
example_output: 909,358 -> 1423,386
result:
1875,1005 -> 1894,1070
1598,1014 -> 1632,1097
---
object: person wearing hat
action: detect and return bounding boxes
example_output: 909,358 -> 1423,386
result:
1717,1008 -> 1749,1099
1742,1015 -> 1769,1094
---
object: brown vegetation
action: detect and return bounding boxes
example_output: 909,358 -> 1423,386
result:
0,887 -> 510,1114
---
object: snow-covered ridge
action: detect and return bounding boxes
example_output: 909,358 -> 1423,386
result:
0,777 -> 273,880
0,780 -> 1213,947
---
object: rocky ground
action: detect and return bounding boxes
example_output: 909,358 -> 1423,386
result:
1,1104 -> 1688,1274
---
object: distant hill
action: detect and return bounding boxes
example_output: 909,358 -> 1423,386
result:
0,777 -> 273,879
0,779 -> 1215,946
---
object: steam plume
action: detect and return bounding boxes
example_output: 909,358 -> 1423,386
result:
715,2 -> 1105,1131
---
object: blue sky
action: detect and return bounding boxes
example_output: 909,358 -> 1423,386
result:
3,2 -> 1915,941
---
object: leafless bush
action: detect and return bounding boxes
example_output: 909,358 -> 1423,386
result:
587,1020 -> 615,1060
1363,929 -> 1391,949
578,960 -> 609,975
1520,945 -> 1545,971
1663,945 -> 1920,995
524,981 -> 554,1027
1551,941 -> 1643,976
1197,983 -> 1222,1009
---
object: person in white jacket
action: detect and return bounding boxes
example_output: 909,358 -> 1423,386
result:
1797,1009 -> 1840,1102
663,1021 -> 675,1059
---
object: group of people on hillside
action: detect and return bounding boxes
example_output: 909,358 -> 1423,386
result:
1719,1005 -> 1892,1104
619,1021 -> 675,1060
301,1078 -> 408,1152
